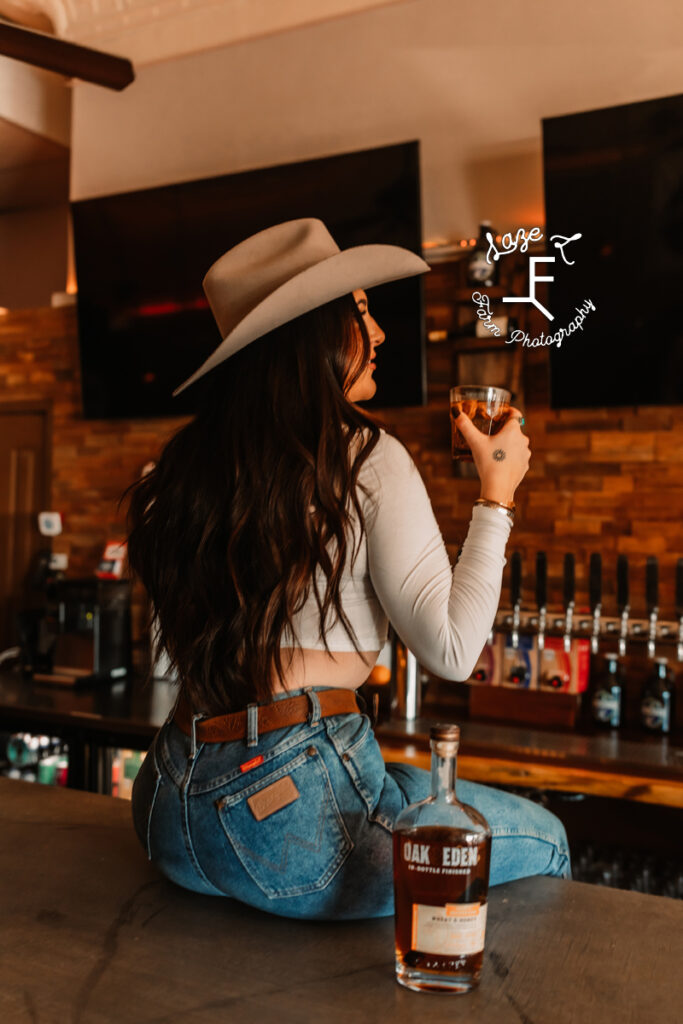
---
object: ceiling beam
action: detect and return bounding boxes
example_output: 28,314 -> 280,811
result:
0,18 -> 134,90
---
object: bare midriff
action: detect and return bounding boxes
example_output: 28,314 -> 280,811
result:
270,647 -> 381,693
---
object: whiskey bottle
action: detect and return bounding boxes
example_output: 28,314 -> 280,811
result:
392,724 -> 491,994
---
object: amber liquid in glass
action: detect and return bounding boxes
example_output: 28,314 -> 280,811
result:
450,399 -> 509,461
393,826 -> 492,991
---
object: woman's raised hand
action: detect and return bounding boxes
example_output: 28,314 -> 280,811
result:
454,405 -> 531,507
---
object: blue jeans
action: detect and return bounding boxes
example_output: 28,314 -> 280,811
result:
131,686 -> 571,920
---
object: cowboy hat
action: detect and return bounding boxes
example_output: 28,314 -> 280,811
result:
172,217 -> 431,397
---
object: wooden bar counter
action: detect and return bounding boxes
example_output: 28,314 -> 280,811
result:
1,667 -> 683,808
0,778 -> 681,1023
376,716 -> 683,809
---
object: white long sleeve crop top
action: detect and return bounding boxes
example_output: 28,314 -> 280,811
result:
280,427 -> 512,681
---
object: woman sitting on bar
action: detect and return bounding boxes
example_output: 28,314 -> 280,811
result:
123,218 -> 571,920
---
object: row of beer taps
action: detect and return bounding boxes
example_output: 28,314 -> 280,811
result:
495,553 -> 683,663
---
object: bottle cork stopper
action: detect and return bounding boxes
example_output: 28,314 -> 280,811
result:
429,723 -> 460,743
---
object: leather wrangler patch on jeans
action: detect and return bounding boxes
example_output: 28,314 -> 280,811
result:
247,775 -> 300,822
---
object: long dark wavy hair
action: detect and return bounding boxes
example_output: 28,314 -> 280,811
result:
119,291 -> 386,715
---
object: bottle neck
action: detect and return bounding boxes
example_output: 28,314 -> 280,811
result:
430,742 -> 458,801
606,657 -> 621,682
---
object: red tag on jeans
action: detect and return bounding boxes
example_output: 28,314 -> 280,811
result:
240,755 -> 264,774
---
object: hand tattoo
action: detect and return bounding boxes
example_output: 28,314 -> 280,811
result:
493,449 -> 506,462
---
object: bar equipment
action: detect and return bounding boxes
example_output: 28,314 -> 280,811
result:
391,628 -> 421,723
502,552 -> 535,687
617,555 -> 630,658
676,558 -> 683,663
589,553 -> 602,656
468,546 -> 682,731
562,553 -> 575,654
535,551 -> 548,652
18,579 -> 132,685
646,557 -> 659,661
510,551 -> 522,651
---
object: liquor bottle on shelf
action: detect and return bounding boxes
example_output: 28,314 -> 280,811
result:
393,724 -> 491,994
639,657 -> 676,735
467,221 -> 499,289
3,734 -> 67,782
6,733 -> 54,767
586,653 -> 624,729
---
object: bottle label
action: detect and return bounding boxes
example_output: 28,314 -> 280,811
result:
402,841 -> 480,869
411,902 -> 487,956
641,695 -> 670,731
592,689 -> 620,726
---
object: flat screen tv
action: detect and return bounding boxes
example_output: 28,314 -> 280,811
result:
542,92 -> 683,409
70,141 -> 426,420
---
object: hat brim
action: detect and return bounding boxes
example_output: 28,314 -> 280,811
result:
172,243 -> 430,397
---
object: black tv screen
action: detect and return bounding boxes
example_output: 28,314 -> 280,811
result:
542,92 -> 683,409
70,141 -> 426,420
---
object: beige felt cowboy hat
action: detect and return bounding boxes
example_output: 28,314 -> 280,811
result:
172,217 -> 431,397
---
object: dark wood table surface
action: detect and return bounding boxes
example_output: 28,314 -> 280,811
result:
0,777 -> 681,1024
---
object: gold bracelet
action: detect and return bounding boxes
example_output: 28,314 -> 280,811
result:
474,497 -> 515,523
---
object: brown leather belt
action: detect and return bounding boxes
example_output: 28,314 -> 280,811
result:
173,686 -> 363,743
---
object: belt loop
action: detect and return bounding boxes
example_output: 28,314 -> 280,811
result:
190,712 -> 204,760
246,703 -> 259,747
304,687 -> 321,726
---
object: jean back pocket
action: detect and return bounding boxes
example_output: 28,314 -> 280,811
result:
215,744 -> 352,899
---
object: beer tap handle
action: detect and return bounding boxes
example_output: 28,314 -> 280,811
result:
589,552 -> 601,611
536,551 -> 547,652
617,554 -> 630,658
676,558 -> 683,662
563,553 -> 575,654
510,550 -> 522,650
589,552 -> 602,655
646,556 -> 659,660
676,557 -> 683,617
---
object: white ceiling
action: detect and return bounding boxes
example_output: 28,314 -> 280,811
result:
0,0 -> 412,209
0,0 -> 413,65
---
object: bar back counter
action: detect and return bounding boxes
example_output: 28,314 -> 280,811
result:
1,776 -> 681,1023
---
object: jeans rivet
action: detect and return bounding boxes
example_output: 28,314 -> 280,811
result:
306,746 -> 317,757
342,752 -> 350,762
